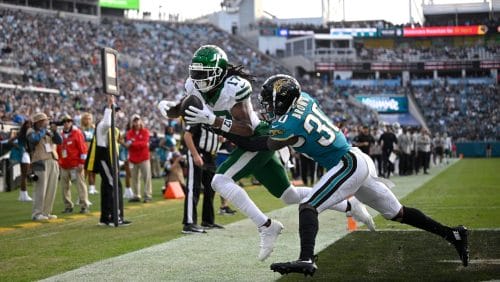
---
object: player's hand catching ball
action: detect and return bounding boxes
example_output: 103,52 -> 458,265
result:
157,100 -> 177,119
184,105 -> 216,125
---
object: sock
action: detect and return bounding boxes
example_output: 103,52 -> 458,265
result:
298,203 -> 319,261
400,206 -> 452,241
212,174 -> 268,227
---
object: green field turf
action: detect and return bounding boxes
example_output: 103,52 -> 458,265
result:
0,158 -> 499,281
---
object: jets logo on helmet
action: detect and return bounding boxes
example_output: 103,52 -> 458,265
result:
189,45 -> 228,93
260,74 -> 301,121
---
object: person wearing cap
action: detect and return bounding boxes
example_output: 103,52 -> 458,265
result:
125,114 -> 153,203
27,112 -> 62,221
80,112 -> 98,195
57,114 -> 90,214
85,95 -> 130,226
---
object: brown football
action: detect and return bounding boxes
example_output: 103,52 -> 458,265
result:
180,95 -> 204,116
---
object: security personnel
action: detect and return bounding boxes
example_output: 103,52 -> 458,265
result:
85,96 -> 130,226
181,122 -> 222,233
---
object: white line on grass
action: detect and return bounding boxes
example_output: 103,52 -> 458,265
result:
43,160 -> 459,282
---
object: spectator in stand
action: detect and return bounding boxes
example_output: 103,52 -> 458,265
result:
8,120 -> 33,201
80,112 -> 98,195
126,114 -> 153,203
57,114 -> 90,214
27,112 -> 62,221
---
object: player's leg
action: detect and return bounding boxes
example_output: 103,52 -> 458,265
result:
213,148 -> 284,260
355,169 -> 469,266
272,150 -> 369,275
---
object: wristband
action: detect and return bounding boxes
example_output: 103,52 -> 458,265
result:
221,118 -> 233,133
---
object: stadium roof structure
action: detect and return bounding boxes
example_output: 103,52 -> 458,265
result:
422,1 -> 491,15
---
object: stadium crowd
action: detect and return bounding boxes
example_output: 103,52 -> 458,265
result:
0,7 -> 497,221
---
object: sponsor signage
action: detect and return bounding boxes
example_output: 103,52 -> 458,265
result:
99,0 -> 139,9
378,28 -> 404,37
403,25 -> 487,37
356,96 -> 408,113
330,28 -> 378,37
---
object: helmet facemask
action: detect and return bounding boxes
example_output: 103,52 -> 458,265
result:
189,63 -> 225,93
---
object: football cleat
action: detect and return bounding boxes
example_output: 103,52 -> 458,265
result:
451,225 -> 469,267
270,256 -> 318,277
348,197 -> 376,231
258,219 -> 284,261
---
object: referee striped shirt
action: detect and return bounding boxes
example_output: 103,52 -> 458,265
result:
185,124 -> 220,155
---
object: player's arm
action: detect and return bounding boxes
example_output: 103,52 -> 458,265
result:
218,133 -> 298,152
214,100 -> 254,137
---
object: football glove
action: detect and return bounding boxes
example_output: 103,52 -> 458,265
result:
184,105 -> 216,126
157,100 -> 177,119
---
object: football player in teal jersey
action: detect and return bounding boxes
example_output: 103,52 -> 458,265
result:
157,45 -> 374,261
241,74 -> 469,276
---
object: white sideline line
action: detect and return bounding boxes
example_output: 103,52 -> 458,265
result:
43,160 -> 460,282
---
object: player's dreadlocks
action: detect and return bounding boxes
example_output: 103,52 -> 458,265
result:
227,64 -> 255,82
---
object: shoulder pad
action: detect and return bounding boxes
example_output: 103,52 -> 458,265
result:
224,75 -> 252,102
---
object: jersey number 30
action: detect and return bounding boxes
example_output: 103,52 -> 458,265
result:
304,103 -> 339,146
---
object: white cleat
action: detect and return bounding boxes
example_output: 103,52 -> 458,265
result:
18,191 -> 33,202
88,186 -> 99,195
348,197 -> 376,231
123,188 -> 134,199
258,219 -> 284,261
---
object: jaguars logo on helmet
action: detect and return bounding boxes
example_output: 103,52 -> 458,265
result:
189,45 -> 228,93
260,74 -> 301,120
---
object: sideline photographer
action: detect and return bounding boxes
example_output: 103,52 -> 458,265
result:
27,112 -> 62,221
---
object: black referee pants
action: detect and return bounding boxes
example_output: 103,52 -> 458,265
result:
183,151 -> 216,226
98,159 -> 124,223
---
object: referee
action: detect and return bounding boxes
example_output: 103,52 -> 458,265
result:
85,95 -> 130,226
182,123 -> 223,233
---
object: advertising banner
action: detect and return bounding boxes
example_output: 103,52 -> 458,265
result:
403,25 -> 487,37
355,95 -> 408,113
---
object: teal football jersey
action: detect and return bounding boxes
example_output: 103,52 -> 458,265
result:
270,92 -> 350,170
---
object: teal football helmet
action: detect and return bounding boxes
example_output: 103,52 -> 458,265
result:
189,45 -> 228,93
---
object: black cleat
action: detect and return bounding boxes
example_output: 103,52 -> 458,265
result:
270,257 -> 317,277
451,225 -> 469,267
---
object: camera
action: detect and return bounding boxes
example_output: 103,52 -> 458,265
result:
28,172 -> 38,182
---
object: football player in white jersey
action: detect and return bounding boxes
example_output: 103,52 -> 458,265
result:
157,45 -> 374,261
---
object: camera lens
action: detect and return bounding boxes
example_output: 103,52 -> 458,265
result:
28,173 -> 38,182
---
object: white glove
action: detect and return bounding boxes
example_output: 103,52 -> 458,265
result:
157,100 -> 177,119
184,105 -> 216,125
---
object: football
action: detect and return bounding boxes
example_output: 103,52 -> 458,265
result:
180,94 -> 204,116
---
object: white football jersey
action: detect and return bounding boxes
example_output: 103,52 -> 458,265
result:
185,75 -> 261,129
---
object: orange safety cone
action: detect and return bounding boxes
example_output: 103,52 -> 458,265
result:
164,181 -> 185,199
347,215 -> 357,231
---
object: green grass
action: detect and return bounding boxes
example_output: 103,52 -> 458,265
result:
1,159 -> 499,281
279,158 -> 500,281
